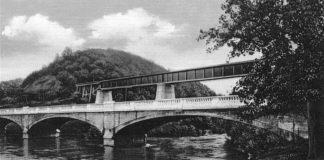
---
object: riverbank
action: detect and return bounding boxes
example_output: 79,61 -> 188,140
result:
148,117 -> 308,160
224,122 -> 308,160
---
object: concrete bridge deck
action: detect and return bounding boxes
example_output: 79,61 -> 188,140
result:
0,96 -> 242,115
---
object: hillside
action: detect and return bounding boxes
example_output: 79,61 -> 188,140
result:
15,48 -> 215,105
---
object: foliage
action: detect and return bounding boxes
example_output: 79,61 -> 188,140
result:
0,79 -> 24,107
149,116 -> 308,159
24,75 -> 62,102
21,48 -> 166,104
225,121 -> 307,160
175,82 -> 218,98
149,117 -> 228,137
198,0 -> 324,118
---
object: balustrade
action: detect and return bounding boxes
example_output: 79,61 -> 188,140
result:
0,96 -> 244,115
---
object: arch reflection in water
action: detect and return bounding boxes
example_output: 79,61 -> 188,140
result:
0,134 -> 246,160
23,139 -> 28,157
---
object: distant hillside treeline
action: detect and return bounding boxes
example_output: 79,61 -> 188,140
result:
0,79 -> 24,107
1,48 -> 217,107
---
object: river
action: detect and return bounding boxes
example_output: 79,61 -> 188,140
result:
0,134 -> 246,160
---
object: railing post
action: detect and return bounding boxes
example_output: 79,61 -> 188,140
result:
95,90 -> 104,104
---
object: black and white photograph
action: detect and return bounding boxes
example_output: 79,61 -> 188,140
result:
0,0 -> 323,159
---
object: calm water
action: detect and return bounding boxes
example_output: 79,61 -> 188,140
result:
0,134 -> 246,160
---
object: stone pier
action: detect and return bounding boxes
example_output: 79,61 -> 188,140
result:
96,90 -> 114,104
103,129 -> 114,146
155,84 -> 175,100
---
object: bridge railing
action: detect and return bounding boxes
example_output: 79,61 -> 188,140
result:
113,96 -> 243,111
0,96 -> 244,115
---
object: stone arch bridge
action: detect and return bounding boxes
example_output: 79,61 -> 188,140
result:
0,96 -> 301,146
0,96 -> 256,145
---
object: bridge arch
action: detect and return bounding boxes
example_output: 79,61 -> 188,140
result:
113,112 -> 246,137
27,115 -> 103,138
28,114 -> 101,131
0,117 -> 23,135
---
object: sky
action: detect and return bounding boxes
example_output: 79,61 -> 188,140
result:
0,0 -> 260,94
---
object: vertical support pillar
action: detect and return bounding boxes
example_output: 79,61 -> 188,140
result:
88,85 -> 93,102
155,83 -> 175,100
103,129 -> 114,146
96,90 -> 114,104
95,90 -> 103,104
82,86 -> 86,98
103,91 -> 114,104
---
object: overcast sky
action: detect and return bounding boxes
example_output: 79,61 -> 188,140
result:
0,0 -> 260,94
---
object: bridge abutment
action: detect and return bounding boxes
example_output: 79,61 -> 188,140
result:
156,83 -> 175,100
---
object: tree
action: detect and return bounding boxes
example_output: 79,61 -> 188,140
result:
198,0 -> 324,159
0,79 -> 24,106
57,71 -> 76,98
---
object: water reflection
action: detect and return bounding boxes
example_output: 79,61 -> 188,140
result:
0,134 -> 246,160
23,139 -> 28,157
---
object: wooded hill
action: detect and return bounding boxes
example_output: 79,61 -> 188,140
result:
0,48 -> 216,107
